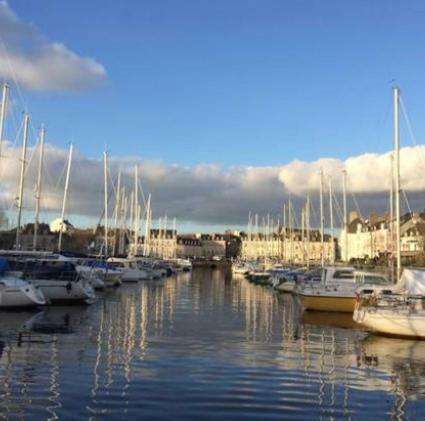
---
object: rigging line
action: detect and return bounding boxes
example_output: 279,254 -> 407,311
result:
350,191 -> 362,219
309,197 -> 320,230
331,191 -> 344,227
399,96 -> 423,150
0,34 -> 28,113
137,179 -> 147,207
53,153 -> 69,193
401,189 -> 412,216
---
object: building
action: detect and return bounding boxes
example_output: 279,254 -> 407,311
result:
50,218 -> 75,234
238,229 -> 336,264
339,212 -> 425,261
176,233 -> 226,258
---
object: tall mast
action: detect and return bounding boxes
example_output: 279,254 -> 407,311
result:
0,83 -> 9,165
33,126 -> 45,250
113,170 -> 121,255
288,200 -> 292,262
394,87 -> 401,278
328,175 -> 334,263
103,151 -> 109,256
301,207 -> 305,264
172,217 -> 176,258
16,113 -> 29,250
306,195 -> 310,268
319,169 -> 324,267
342,169 -> 348,262
283,203 -> 286,261
143,194 -> 151,256
389,154 -> 394,278
134,165 -> 138,255
119,188 -> 127,255
129,191 -> 134,253
58,144 -> 73,252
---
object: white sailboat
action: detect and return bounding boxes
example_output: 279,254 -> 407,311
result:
353,87 -> 425,338
11,259 -> 96,304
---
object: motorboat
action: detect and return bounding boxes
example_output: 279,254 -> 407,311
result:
353,269 -> 425,338
297,266 -> 390,312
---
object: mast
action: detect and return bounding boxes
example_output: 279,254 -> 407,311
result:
283,203 -> 286,261
328,175 -> 334,263
58,144 -> 73,252
306,195 -> 310,268
301,207 -> 305,264
0,83 -> 9,165
134,165 -> 138,255
173,217 -> 177,258
389,154 -> 394,279
143,194 -> 151,256
394,87 -> 401,278
33,126 -> 45,250
342,169 -> 348,262
319,169 -> 324,267
103,151 -> 109,256
129,191 -> 134,253
119,188 -> 127,255
113,170 -> 121,255
16,113 -> 29,250
288,200 -> 292,262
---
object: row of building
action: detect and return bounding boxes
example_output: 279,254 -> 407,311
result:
2,211 -> 425,263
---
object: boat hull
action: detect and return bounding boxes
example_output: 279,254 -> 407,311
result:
0,285 -> 45,308
298,294 -> 356,312
354,307 -> 425,338
33,280 -> 96,304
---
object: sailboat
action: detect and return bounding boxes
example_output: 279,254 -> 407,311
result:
297,266 -> 390,312
353,87 -> 425,338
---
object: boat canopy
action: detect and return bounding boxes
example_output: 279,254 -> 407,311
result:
0,257 -> 9,274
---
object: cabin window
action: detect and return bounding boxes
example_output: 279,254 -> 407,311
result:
333,270 -> 353,279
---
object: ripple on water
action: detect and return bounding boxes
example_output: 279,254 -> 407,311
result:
0,271 -> 422,419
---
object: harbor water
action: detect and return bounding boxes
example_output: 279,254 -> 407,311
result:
0,268 -> 424,419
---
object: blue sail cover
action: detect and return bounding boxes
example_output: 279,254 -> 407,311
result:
0,257 -> 10,274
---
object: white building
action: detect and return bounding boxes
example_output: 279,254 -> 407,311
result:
49,218 -> 75,234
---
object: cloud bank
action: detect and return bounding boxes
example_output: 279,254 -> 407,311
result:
1,142 -> 425,229
0,1 -> 106,91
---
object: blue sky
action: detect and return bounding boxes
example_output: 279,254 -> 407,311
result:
7,0 -> 425,165
2,0 -> 425,232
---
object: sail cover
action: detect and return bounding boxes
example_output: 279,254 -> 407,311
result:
398,269 -> 425,295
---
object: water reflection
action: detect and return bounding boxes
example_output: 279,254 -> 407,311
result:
0,270 -> 423,418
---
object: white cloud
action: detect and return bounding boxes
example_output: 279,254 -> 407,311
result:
1,143 -> 425,229
0,1 -> 106,91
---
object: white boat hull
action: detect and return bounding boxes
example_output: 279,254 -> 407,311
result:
32,279 -> 96,304
0,283 -> 45,308
354,306 -> 425,338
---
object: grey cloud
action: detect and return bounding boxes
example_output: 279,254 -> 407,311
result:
2,143 -> 425,229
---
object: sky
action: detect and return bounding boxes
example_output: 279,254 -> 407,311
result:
1,0 -> 425,233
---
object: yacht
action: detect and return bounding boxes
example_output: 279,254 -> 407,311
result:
11,259 -> 96,304
353,269 -> 425,338
297,266 -> 390,312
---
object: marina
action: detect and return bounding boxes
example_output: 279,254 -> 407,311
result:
1,2 -> 425,418
0,267 -> 425,418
